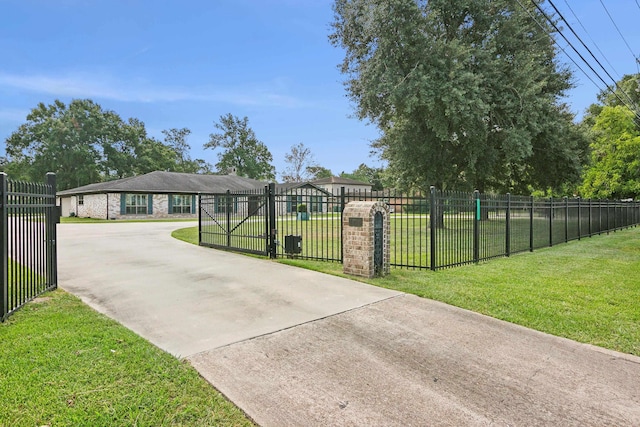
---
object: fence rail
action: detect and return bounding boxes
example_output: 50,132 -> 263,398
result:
1,173 -> 58,321
199,185 -> 640,271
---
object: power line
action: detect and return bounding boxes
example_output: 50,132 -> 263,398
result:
514,0 -> 607,95
598,0 -> 639,64
547,0 -> 639,111
562,0 -> 621,79
526,0 -> 640,121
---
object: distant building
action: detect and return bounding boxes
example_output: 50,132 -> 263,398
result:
57,171 -> 265,219
310,176 -> 372,194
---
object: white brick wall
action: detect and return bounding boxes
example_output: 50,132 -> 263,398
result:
62,193 -> 199,220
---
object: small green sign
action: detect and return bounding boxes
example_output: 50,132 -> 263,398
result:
476,198 -> 480,221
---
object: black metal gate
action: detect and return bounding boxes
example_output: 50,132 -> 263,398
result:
1,172 -> 58,321
199,184 -> 276,257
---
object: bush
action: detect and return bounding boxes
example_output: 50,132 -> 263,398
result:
297,204 -> 307,213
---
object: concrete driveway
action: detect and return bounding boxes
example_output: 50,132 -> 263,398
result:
58,222 -> 640,426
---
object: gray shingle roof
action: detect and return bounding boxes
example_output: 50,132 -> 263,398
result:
57,171 -> 267,196
311,176 -> 370,186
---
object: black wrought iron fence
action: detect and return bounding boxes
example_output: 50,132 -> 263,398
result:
199,184 -> 640,271
1,173 -> 58,321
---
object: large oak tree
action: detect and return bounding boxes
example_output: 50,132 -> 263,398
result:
330,0 -> 586,193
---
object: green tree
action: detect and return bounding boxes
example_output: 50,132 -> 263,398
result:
281,142 -> 317,182
340,163 -> 385,190
582,73 -> 640,130
330,0 -> 584,194
6,100 -> 110,189
580,106 -> 640,199
4,99 -> 189,189
204,114 -> 275,180
306,165 -> 333,180
161,127 -> 213,174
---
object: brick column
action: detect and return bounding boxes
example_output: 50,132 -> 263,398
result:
343,201 -> 390,278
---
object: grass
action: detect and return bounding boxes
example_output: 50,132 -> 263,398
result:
0,290 -> 253,427
61,217 -> 198,224
174,224 -> 640,356
198,211 -> 568,268
5,259 -> 49,316
172,226 -> 199,245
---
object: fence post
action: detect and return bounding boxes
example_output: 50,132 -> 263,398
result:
198,194 -> 202,245
577,197 -> 581,240
588,198 -> 592,237
473,190 -> 480,264
529,196 -> 534,252
45,172 -> 58,289
268,183 -> 277,259
549,197 -> 553,247
604,199 -> 609,235
505,193 -> 511,257
0,173 -> 7,320
226,190 -> 231,247
340,186 -> 345,263
429,186 -> 436,271
564,196 -> 568,243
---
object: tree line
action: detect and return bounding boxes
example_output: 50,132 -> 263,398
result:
3,0 -> 639,198
329,0 -> 640,200
1,98 -> 385,191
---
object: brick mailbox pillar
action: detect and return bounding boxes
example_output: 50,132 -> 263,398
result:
343,201 -> 390,278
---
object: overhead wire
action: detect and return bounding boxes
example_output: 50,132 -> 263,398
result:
513,0 -> 607,95
546,0 -> 639,112
522,0 -> 640,122
597,0 -> 639,67
561,0 -> 621,80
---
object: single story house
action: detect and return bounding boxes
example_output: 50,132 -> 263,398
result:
275,182 -> 333,214
310,176 -> 372,194
57,171 -> 266,220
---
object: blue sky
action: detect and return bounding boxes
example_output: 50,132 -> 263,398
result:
1,0 -> 638,180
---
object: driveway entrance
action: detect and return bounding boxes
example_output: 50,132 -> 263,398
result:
58,222 -> 640,426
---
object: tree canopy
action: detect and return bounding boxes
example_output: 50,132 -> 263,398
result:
4,99 -> 213,190
580,106 -> 640,199
330,0 -> 586,193
281,142 -> 317,182
205,114 -> 276,180
340,163 -> 385,190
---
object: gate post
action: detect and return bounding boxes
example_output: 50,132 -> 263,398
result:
473,190 -> 480,263
0,173 -> 7,320
343,201 -> 389,277
46,172 -> 58,289
268,183 -> 277,259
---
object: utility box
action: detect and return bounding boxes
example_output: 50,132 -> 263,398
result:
343,201 -> 390,278
284,235 -> 302,254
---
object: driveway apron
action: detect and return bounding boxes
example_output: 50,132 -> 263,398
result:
58,222 -> 399,357
58,222 -> 640,426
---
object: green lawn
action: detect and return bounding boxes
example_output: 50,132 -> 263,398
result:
176,224 -> 640,356
197,212 -> 569,268
0,290 -> 253,426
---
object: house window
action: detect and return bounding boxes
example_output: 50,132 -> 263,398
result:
214,196 -> 235,214
171,195 -> 192,214
309,196 -> 322,213
125,194 -> 148,215
287,195 -> 302,213
78,195 -> 84,205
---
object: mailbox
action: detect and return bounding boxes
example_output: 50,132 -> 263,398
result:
284,235 -> 302,254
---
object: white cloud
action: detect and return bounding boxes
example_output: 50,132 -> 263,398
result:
0,72 -> 309,108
